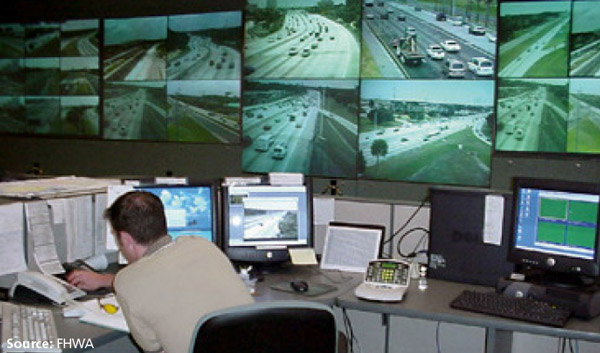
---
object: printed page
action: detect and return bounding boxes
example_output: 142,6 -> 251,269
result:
320,226 -> 382,273
0,202 -> 27,276
25,201 -> 65,274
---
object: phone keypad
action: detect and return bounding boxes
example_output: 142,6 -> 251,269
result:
365,262 -> 408,285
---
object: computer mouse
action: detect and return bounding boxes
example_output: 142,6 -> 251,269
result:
290,279 -> 309,293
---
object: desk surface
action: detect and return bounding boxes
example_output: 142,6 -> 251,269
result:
336,278 -> 600,343
8,268 -> 600,352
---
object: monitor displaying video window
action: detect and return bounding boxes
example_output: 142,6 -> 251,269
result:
361,1 -> 497,80
244,0 -> 361,79
221,183 -> 313,264
242,79 -> 359,178
359,79 -> 494,186
102,11 -> 242,143
0,20 -> 100,136
495,0 -> 600,155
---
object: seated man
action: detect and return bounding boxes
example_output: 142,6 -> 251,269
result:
101,191 -> 253,353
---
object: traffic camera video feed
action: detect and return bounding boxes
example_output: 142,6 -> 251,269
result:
361,0 -> 497,79
359,80 -> 494,186
495,0 -> 600,154
498,1 -> 570,79
0,20 -> 100,136
227,185 -> 310,247
242,79 -> 358,178
102,12 -> 242,142
244,0 -> 361,79
496,78 -> 568,153
570,0 -> 600,77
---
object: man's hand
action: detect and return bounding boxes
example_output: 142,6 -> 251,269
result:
66,270 -> 115,291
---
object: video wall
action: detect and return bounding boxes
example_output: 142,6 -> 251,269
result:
1,0 -> 599,187
0,11 -> 242,143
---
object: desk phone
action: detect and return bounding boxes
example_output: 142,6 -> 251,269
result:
355,259 -> 410,302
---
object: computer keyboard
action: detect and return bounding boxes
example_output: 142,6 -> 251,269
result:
450,290 -> 572,327
1,302 -> 61,352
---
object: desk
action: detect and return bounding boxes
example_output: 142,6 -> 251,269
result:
336,278 -> 600,353
9,271 -> 600,353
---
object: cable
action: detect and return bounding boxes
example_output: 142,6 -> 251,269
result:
395,227 -> 430,258
382,195 -> 429,247
342,308 -> 362,353
435,321 -> 443,353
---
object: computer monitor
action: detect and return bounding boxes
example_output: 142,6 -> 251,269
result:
508,178 -> 600,284
135,184 -> 217,243
221,183 -> 313,265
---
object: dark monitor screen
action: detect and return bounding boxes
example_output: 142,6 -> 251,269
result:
222,183 -> 313,264
508,178 -> 600,278
135,184 -> 217,243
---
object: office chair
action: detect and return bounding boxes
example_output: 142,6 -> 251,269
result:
189,300 -> 342,353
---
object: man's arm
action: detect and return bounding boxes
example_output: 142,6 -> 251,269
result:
66,270 -> 115,291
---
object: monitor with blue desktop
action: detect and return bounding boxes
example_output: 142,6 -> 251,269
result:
508,178 -> 600,285
135,184 -> 217,243
221,183 -> 313,265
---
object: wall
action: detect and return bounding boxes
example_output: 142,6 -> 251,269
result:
0,0 -> 598,203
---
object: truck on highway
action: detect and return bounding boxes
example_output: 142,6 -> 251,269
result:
392,36 -> 424,66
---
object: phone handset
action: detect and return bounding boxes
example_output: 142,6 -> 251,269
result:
354,259 -> 411,302
9,271 -> 86,304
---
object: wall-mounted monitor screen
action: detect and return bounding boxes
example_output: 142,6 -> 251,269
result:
359,79 -> 494,186
495,0 -> 600,154
244,0 -> 361,79
135,184 -> 217,243
361,1 -> 497,80
0,20 -> 100,136
242,79 -> 358,178
103,11 -> 242,143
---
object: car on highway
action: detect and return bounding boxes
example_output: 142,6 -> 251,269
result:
436,13 -> 447,21
254,134 -> 274,152
467,57 -> 494,77
311,43 -> 318,49
263,124 -> 272,131
397,14 -> 406,21
444,59 -> 466,78
486,32 -> 497,42
440,40 -> 461,52
405,27 -> 417,38
468,25 -> 486,36
271,142 -> 288,160
366,13 -> 375,20
426,44 -> 445,60
301,48 -> 310,57
289,47 -> 299,56
448,16 -> 463,26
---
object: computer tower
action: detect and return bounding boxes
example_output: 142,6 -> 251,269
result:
427,187 -> 515,286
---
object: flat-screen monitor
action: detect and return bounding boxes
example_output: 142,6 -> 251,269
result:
135,184 -> 217,243
221,183 -> 313,264
508,178 -> 600,282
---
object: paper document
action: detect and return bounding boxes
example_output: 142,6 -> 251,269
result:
289,248 -> 318,265
25,201 -> 65,274
78,296 -> 129,332
0,203 -> 27,276
321,226 -> 382,273
483,195 -> 504,246
93,193 -> 108,255
48,196 -> 94,263
0,176 -> 120,199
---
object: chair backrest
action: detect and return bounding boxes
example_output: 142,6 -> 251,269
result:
189,300 -> 338,353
